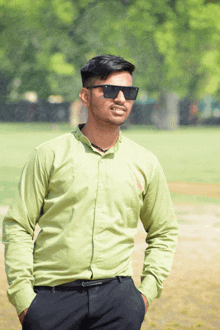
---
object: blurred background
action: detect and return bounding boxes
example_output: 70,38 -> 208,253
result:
0,0 -> 220,129
1,1 -> 220,329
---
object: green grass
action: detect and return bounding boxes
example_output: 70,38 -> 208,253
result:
0,215 -> 4,234
170,192 -> 220,206
123,125 -> 220,184
0,123 -> 74,206
0,123 -> 220,207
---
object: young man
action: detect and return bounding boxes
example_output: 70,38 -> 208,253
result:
3,55 -> 178,330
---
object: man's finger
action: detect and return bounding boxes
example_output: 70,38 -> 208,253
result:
19,308 -> 28,325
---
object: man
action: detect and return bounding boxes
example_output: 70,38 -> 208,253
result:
3,55 -> 178,330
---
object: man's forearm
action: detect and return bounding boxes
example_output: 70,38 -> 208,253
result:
3,218 -> 36,315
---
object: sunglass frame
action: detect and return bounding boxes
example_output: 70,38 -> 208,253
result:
87,85 -> 139,100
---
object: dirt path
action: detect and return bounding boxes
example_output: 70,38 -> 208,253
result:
133,203 -> 220,330
167,182 -> 220,200
0,206 -> 9,216
1,183 -> 220,329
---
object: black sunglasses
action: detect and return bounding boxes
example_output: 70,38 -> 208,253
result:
87,85 -> 139,100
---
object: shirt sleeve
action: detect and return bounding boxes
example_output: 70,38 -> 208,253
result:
2,149 -> 49,316
137,159 -> 179,305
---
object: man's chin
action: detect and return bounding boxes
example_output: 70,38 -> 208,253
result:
105,120 -> 125,128
105,116 -> 127,127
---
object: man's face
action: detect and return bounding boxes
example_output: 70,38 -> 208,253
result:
87,71 -> 134,127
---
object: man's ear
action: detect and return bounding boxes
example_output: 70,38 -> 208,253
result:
79,88 -> 90,108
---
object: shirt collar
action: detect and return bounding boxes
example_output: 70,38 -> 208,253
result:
73,124 -> 122,155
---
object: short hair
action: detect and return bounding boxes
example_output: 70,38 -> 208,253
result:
81,55 -> 135,87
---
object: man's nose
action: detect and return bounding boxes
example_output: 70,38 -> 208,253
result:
114,90 -> 126,103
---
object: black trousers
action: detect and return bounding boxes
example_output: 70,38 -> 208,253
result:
22,277 -> 145,330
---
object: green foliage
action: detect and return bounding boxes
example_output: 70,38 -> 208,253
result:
0,0 -> 220,101
52,0 -> 77,25
0,0 -> 80,100
50,53 -> 75,75
204,0 -> 220,3
118,0 -> 220,99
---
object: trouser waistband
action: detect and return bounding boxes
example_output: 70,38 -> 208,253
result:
34,276 -> 130,292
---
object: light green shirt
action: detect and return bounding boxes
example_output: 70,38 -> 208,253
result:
3,125 -> 178,316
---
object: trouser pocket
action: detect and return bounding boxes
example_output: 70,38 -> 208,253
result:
130,279 -> 146,321
22,287 -> 88,330
22,293 -> 39,329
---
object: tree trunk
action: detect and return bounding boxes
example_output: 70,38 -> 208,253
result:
151,90 -> 179,130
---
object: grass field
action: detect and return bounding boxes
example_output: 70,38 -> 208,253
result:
1,123 -> 220,208
0,123 -> 220,330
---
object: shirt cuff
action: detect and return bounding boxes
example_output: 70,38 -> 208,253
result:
137,274 -> 160,306
8,286 -> 37,316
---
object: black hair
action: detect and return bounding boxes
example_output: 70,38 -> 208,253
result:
80,55 -> 135,87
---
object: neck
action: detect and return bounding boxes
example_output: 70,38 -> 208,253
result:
81,122 -> 120,150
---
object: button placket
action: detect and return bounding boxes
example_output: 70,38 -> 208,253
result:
90,157 -> 106,274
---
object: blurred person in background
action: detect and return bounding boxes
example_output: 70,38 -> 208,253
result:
3,55 -> 178,330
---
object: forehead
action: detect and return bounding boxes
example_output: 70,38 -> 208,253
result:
94,71 -> 133,87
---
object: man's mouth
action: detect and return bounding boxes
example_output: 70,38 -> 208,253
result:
110,106 -> 126,114
111,108 -> 126,116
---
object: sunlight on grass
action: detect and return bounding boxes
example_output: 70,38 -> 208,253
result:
0,123 -> 220,206
123,125 -> 220,184
170,192 -> 220,206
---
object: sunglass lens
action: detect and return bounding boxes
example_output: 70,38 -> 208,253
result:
103,85 -> 118,98
103,86 -> 139,100
123,88 -> 138,100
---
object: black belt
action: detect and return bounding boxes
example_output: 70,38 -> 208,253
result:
34,276 -> 129,292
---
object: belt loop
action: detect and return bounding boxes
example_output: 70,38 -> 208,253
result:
52,287 -> 55,293
117,276 -> 122,283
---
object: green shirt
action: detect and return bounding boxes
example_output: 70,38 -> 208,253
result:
3,125 -> 178,316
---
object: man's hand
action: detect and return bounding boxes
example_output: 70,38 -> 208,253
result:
141,294 -> 149,314
19,308 -> 28,325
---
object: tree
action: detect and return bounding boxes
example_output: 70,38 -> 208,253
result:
0,0 -> 130,101
73,0 -> 220,129
1,0 -> 220,130
115,0 -> 220,129
0,0 -> 90,100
